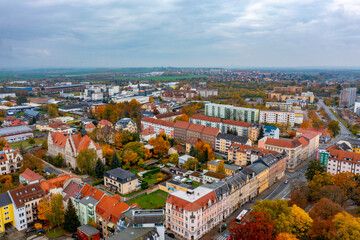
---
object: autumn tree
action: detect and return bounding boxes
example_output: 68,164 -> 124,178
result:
0,137 -> 7,150
64,199 -> 80,233
332,212 -> 360,240
276,233 -> 298,240
38,194 -> 65,229
182,158 -> 198,171
305,159 -> 326,181
300,120 -> 311,129
308,219 -> 337,240
102,144 -> 114,164
0,175 -> 16,194
216,161 -> 226,174
194,141 -> 214,163
319,185 -> 346,206
327,120 -> 340,136
174,114 -> 189,122
290,205 -> 313,239
169,153 -> 179,165
21,153 -> 44,174
332,172 -> 357,197
289,189 -> 309,209
309,198 -> 343,221
229,211 -> 277,240
76,149 -> 97,174
149,136 -> 170,157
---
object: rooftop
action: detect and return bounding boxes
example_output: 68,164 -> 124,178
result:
0,192 -> 12,208
78,225 -> 99,236
0,125 -> 32,137
216,133 -> 249,144
20,168 -> 44,182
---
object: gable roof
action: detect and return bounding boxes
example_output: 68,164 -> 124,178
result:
222,119 -> 251,127
141,117 -> 175,128
9,183 -> 45,208
104,168 -> 138,183
63,180 -> 84,201
50,132 -> 101,151
20,168 -> 44,182
216,133 -> 248,144
96,195 -> 130,223
98,119 -> 113,126
85,123 -> 95,128
190,114 -> 221,123
78,184 -> 105,201
265,138 -> 302,149
40,174 -> 81,194
0,192 -> 12,208
173,121 -> 191,129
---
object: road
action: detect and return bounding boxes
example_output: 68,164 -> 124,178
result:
317,99 -> 352,149
44,164 -> 61,175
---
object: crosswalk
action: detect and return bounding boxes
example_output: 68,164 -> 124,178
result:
216,230 -> 229,240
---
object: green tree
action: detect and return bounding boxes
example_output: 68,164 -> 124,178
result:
216,161 -> 226,174
111,153 -> 120,169
258,126 -> 264,140
76,149 -> 97,174
16,96 -> 27,105
63,199 -> 80,233
53,153 -> 64,167
41,140 -> 48,150
95,159 -> 105,178
28,136 -> 35,144
305,159 -> 326,181
169,153 -> 179,165
189,146 -> 196,157
328,120 -> 340,135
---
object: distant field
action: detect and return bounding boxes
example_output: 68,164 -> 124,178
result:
115,74 -> 207,81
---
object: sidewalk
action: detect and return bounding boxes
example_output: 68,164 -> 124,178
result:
200,174 -> 290,240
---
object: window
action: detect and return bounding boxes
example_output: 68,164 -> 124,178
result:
5,217 -> 9,221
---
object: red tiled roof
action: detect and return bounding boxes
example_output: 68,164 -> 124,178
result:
222,119 -> 251,127
50,132 -> 101,151
98,119 -> 113,126
9,183 -> 45,208
265,138 -> 302,148
141,117 -> 175,127
308,128 -> 330,138
187,123 -> 205,132
187,137 -> 202,145
155,111 -> 183,119
11,119 -> 26,126
173,121 -> 191,129
85,123 -> 95,128
228,143 -> 278,155
40,174 -> 81,194
63,180 -> 84,201
298,136 -> 309,147
20,168 -> 44,182
141,125 -> 156,136
95,195 -> 130,223
173,145 -> 185,153
202,126 -> 220,136
327,147 -> 360,164
191,114 -> 221,123
4,116 -> 17,121
79,184 -> 105,201
167,190 -> 217,212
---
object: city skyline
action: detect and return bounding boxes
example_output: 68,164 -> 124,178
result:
1,0 -> 360,68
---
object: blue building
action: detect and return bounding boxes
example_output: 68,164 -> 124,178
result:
263,125 -> 280,139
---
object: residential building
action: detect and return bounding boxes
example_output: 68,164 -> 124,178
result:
202,171 -> 227,183
258,137 -> 303,169
254,153 -> 287,185
3,116 -> 26,127
273,86 -> 302,94
263,125 -> 280,139
317,149 -> 330,166
267,92 -> 314,103
95,195 -> 132,238
0,126 -> 34,143
340,87 -> 357,107
346,138 -> 360,153
140,126 -> 157,141
84,123 -> 96,133
19,168 -> 44,185
104,168 -> 139,195
154,111 -> 183,122
265,102 -> 293,111
248,162 -> 269,194
0,143 -> 23,175
9,183 -> 45,227
215,133 -> 251,153
302,127 -> 330,143
165,187 -> 222,240
77,225 -> 100,240
98,119 -> 113,129
178,155 -> 193,166
0,192 -> 14,232
24,109 -> 43,121
108,227 -> 160,240
185,137 -> 202,153
248,125 -> 260,141
259,110 -> 295,127
62,180 -> 84,208
115,118 -> 137,132
40,174 -> 81,195
207,160 -> 242,176
225,172 -> 249,211
189,172 -> 202,183
325,144 -> 360,175
201,182 -> 230,221
47,132 -> 103,169
36,122 -> 76,134
196,89 -> 218,98
205,103 -> 259,123
227,144 -> 277,166
141,117 -> 175,138
296,130 -> 321,157
59,103 -> 89,112
159,179 -> 196,193
354,102 -> 360,115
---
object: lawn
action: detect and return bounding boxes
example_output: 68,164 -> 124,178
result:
46,228 -> 66,239
10,138 -> 45,149
126,190 -> 168,209
330,109 -> 348,127
192,182 -> 201,188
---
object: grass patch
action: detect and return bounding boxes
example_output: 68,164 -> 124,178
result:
330,109 -> 348,127
46,228 -> 66,238
120,188 -> 143,198
192,182 -> 201,187
126,190 -> 168,209
9,138 -> 45,149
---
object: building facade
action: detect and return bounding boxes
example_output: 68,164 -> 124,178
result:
104,168 -> 139,195
340,87 -> 357,107
205,103 -> 259,123
0,143 -> 23,175
259,110 -> 295,127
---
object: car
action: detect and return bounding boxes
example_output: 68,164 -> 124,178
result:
72,233 -> 78,238
167,232 -> 175,238
26,228 -> 37,234
284,180 -> 289,184
159,164 -> 165,168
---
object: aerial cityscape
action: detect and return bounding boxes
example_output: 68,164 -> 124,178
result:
0,1 -> 360,240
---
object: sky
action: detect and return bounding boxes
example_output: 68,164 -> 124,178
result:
0,0 -> 360,68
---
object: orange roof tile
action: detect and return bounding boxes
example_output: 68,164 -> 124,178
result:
20,168 -> 44,182
95,195 -> 130,223
142,117 -> 175,127
191,114 -> 221,123
79,184 -> 105,201
98,119 -> 113,126
298,136 -> 309,147
265,138 -> 302,149
222,119 -> 251,127
40,174 -> 80,194
85,123 -> 95,128
202,126 -> 220,136
173,121 -> 191,129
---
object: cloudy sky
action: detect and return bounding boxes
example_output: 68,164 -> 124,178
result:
1,0 -> 360,68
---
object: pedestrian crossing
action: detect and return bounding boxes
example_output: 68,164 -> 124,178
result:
216,230 -> 229,240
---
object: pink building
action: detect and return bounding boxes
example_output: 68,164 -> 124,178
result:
141,117 -> 175,138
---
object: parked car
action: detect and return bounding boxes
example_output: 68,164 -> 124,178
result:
284,180 -> 289,184
167,232 -> 175,238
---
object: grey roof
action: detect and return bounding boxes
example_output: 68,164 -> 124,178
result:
108,227 -> 158,240
202,181 -> 231,201
24,109 -> 41,117
167,179 -> 196,190
241,166 -> 257,179
225,172 -> 247,189
255,154 -> 278,167
248,162 -> 269,175
216,133 -> 249,145
105,168 -> 138,183
59,103 -> 88,110
347,138 -> 360,146
208,161 -> 242,171
0,192 -> 12,208
336,142 -> 352,151
77,225 -> 99,236
116,118 -> 135,126
79,195 -> 98,206
0,126 -> 32,137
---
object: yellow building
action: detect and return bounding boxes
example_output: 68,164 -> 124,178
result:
0,192 -> 15,232
159,180 -> 194,193
348,139 -> 360,153
248,162 -> 270,194
207,160 -> 242,176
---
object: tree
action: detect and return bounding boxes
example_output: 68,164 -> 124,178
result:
169,153 -> 179,165
53,153 -> 65,167
332,212 -> 360,240
309,198 -> 343,221
149,136 -> 170,157
300,120 -> 311,129
257,126 -> 264,140
16,96 -> 27,105
38,196 -> 51,223
194,141 -> 214,163
189,146 -> 196,157
28,136 -> 35,144
174,114 -> 189,122
290,205 -> 313,239
21,153 -> 44,174
64,199 -> 80,233
95,159 -> 105,178
111,153 -> 120,169
319,186 -> 346,206
0,137 -> 8,150
149,96 -> 154,103
332,172 -> 357,197
229,211 -> 277,240
252,199 -> 293,234
327,120 -> 340,135
276,233 -> 298,240
305,159 -> 326,181
308,219 -> 337,240
289,189 -> 309,209
38,194 -> 65,229
216,161 -> 226,174
182,158 -> 198,171
102,144 -> 114,164
76,149 -> 97,174
41,140 -> 48,150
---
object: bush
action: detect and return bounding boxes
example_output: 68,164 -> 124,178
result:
141,182 -> 149,189
143,168 -> 160,178
92,179 -> 104,186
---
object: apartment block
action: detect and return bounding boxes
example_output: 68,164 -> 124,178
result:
227,143 -> 277,166
259,110 -> 295,127
215,133 -> 251,153
205,103 -> 259,123
207,160 -> 242,176
325,144 -> 360,175
265,102 -> 293,111
340,87 -> 357,107
0,193 -> 14,232
104,168 -> 139,195
141,117 -> 175,138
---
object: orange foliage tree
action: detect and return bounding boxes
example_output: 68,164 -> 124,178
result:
194,141 -> 214,163
300,121 -> 311,129
102,144 -> 114,164
149,136 -> 170,157
309,198 -> 343,221
174,114 -> 189,122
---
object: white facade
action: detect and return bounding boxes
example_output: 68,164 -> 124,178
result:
354,102 -> 360,115
8,196 -> 26,231
259,110 -> 295,127
327,158 -> 360,175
